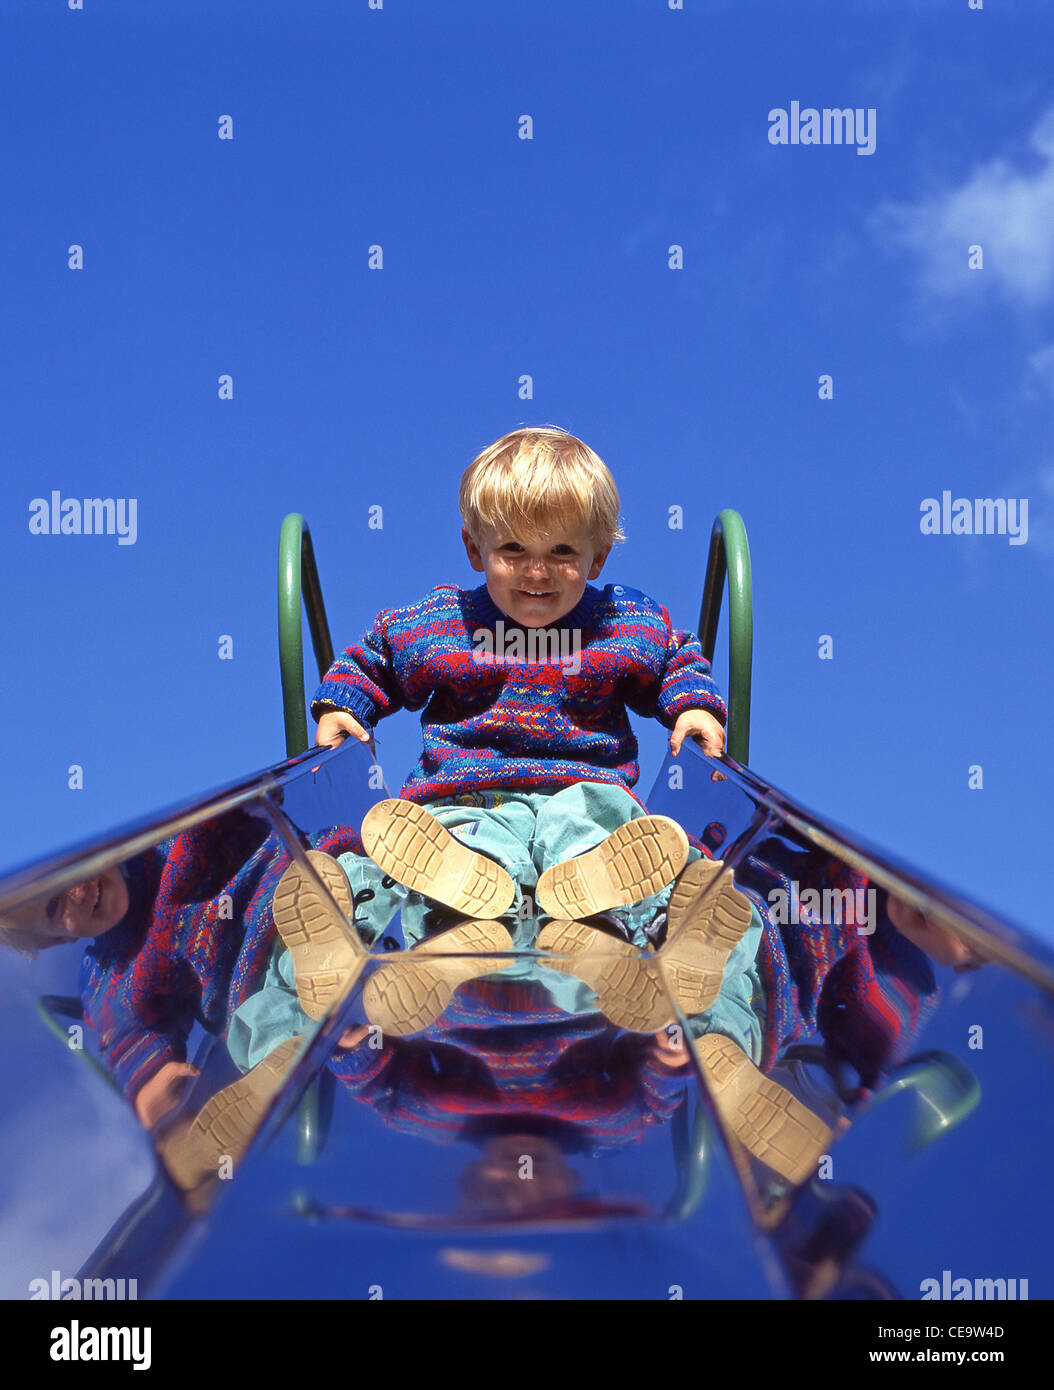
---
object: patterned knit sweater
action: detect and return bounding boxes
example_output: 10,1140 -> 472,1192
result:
730,837 -> 941,1085
311,582 -> 726,804
80,817 -> 366,1100
326,978 -> 691,1153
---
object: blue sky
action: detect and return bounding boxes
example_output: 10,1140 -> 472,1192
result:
1,0 -> 1052,953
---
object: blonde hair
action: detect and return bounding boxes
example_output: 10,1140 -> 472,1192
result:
460,426 -> 626,548
0,918 -> 43,959
0,890 -> 67,958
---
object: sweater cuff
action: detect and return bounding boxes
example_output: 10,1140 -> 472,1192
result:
112,1033 -> 183,1101
639,1051 -> 694,1110
325,1039 -> 395,1091
657,686 -> 727,730
310,683 -> 378,729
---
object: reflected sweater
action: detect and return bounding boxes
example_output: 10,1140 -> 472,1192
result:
79,819 -> 367,1101
326,979 -> 691,1153
311,582 -> 726,804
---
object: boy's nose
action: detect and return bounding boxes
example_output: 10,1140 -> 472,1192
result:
67,882 -> 93,909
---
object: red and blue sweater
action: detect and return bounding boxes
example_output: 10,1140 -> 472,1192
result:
326,979 -> 691,1153
311,582 -> 726,805
79,816 -> 366,1100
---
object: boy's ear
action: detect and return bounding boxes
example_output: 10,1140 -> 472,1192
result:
462,526 -> 485,573
587,545 -> 612,580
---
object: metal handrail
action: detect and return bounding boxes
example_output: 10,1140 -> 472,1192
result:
0,741 -> 348,915
36,995 -> 124,1095
278,515 -> 335,757
700,748 -> 1054,995
698,509 -> 753,765
865,1051 -> 982,1149
277,514 -> 343,1163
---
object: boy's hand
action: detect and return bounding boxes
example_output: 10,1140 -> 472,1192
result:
670,708 -> 726,758
315,709 -> 372,748
886,895 -> 990,972
134,1061 -> 200,1129
335,1024 -> 371,1052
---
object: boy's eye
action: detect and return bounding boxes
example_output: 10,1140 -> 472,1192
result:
499,542 -> 575,555
45,896 -> 61,921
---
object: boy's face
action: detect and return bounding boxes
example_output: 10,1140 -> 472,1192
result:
4,866 -> 130,950
462,523 -> 611,626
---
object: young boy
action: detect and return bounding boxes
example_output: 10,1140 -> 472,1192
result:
310,425 -> 733,958
265,425 -> 832,1182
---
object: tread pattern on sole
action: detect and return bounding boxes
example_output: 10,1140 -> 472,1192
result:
666,858 -> 753,950
271,851 -> 365,1019
535,919 -> 676,1032
361,800 -> 515,919
696,1033 -> 832,1185
362,919 -> 514,1037
159,1037 -> 304,1190
535,816 -> 689,918
660,858 -> 755,1014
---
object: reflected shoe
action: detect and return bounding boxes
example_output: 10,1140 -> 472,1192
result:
659,857 -> 754,1015
363,918 -> 515,1037
272,850 -> 367,1020
360,799 -> 515,920
536,918 -> 676,1033
535,815 -> 690,919
157,1036 -> 304,1201
696,1033 -> 833,1186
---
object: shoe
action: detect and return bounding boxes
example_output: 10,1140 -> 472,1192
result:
533,856 -> 752,1034
272,851 -> 367,1020
535,918 -> 676,1033
659,857 -> 754,1015
535,815 -> 689,918
363,918 -> 515,1037
157,1036 -> 305,1202
360,799 -> 515,920
696,1032 -> 833,1186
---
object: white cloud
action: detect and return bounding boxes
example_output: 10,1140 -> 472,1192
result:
0,978 -> 156,1300
0,1076 -> 155,1299
875,107 -> 1054,307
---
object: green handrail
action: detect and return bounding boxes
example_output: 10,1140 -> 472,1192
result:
665,1095 -> 713,1221
698,509 -> 753,765
36,995 -> 123,1095
278,514 -> 335,757
278,515 -> 341,1163
865,1051 -> 982,1152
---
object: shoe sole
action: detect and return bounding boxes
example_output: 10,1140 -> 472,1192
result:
536,918 -> 676,1033
535,815 -> 689,919
661,857 -> 754,1015
361,799 -> 515,920
363,918 -> 514,1037
272,850 -> 366,1020
158,1036 -> 304,1193
696,1033 -> 833,1185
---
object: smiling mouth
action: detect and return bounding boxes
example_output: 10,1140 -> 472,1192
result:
518,589 -> 554,598
91,879 -> 102,913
